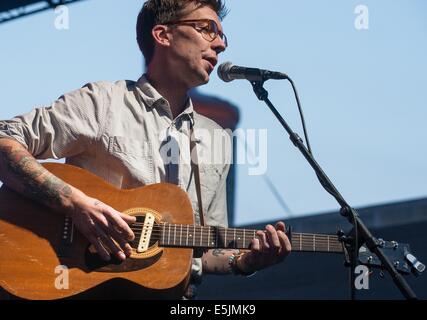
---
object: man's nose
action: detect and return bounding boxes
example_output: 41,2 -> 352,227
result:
212,36 -> 226,54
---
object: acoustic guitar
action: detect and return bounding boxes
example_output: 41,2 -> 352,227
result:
0,163 -> 414,299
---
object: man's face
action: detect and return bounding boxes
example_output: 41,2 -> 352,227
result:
166,4 -> 227,88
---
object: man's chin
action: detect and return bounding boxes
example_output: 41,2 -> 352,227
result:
193,72 -> 210,87
201,74 -> 210,85
202,68 -> 213,83
186,68 -> 211,88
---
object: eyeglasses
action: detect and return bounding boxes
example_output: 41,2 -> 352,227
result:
165,19 -> 228,47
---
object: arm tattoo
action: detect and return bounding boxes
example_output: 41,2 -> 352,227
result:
0,144 -> 72,207
204,249 -> 242,274
212,249 -> 240,257
23,174 -> 72,207
212,249 -> 226,256
2,147 -> 44,180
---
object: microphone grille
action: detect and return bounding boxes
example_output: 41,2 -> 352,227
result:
217,61 -> 234,82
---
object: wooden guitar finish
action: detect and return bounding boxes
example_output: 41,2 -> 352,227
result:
1,163 -> 354,300
0,163 -> 194,300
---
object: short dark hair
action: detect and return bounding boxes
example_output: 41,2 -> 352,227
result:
136,0 -> 228,66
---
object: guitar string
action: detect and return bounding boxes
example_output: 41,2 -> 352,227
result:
128,242 -> 343,250
129,228 -> 341,241
127,232 -> 343,249
129,230 -> 341,243
129,224 -> 340,240
130,221 -> 339,235
127,241 -> 343,251
129,230 -> 341,244
128,235 -> 342,247
129,233 -> 341,245
127,223 -> 342,249
129,229 -> 341,242
128,231 -> 343,248
131,238 -> 342,251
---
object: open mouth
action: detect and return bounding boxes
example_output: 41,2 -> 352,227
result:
204,57 -> 218,70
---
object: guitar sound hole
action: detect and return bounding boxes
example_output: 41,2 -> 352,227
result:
84,215 -> 161,270
129,215 -> 160,250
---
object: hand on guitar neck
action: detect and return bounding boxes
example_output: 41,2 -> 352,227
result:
239,221 -> 291,273
201,221 -> 291,276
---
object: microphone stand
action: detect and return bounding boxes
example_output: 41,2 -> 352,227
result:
249,80 -> 418,300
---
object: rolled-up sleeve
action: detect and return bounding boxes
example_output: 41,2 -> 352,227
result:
0,82 -> 107,159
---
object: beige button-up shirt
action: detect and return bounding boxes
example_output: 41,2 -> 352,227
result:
0,75 -> 231,289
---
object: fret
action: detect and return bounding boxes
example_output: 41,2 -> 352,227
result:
157,226 -> 341,251
162,223 -> 166,244
286,232 -> 344,253
216,227 -> 218,248
208,226 -> 211,248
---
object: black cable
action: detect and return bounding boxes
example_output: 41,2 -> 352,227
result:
286,76 -> 360,299
285,77 -> 337,197
285,78 -> 338,198
287,77 -> 312,155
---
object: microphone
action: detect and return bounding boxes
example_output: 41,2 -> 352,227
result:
217,61 -> 288,82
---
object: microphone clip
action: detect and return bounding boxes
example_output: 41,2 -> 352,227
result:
250,81 -> 269,101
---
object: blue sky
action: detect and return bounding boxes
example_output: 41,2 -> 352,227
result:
1,0 -> 426,225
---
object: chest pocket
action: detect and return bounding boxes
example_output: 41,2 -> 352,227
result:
199,164 -> 223,211
108,136 -> 155,186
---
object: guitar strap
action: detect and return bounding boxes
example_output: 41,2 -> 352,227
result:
189,123 -> 206,227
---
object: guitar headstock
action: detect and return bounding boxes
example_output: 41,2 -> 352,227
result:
358,240 -> 425,276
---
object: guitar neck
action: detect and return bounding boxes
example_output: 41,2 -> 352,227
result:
157,224 -> 343,253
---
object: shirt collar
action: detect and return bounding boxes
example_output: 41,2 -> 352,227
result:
136,74 -> 195,123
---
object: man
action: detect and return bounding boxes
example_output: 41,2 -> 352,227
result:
0,0 -> 291,299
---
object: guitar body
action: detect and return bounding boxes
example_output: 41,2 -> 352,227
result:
0,163 -> 194,300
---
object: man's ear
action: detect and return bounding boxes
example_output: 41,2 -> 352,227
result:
152,25 -> 171,47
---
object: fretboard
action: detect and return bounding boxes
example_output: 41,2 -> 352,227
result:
157,224 -> 343,253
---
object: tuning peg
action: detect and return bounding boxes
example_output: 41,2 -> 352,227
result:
337,229 -> 345,237
405,252 -> 425,276
391,241 -> 399,250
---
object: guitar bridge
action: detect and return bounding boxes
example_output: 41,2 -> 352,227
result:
137,213 -> 155,253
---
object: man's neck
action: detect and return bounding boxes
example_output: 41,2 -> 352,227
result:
145,70 -> 189,119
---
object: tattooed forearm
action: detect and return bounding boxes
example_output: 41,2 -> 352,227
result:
0,142 -> 72,208
1,146 -> 45,180
203,249 -> 241,274
22,173 -> 72,207
212,249 -> 226,256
